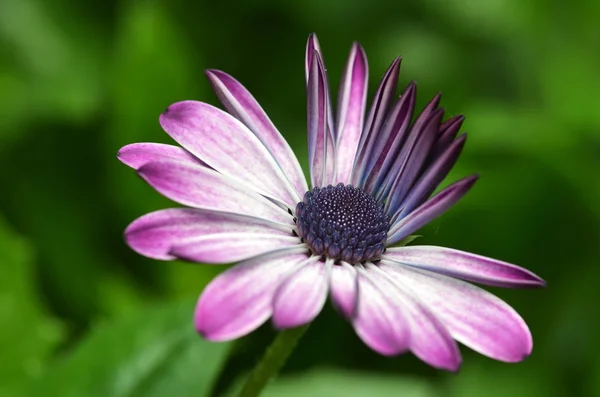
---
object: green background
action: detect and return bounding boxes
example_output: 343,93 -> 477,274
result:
1,0 -> 599,395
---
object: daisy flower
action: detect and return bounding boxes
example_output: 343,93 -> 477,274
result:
118,34 -> 544,371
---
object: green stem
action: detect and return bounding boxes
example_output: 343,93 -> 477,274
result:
238,325 -> 310,397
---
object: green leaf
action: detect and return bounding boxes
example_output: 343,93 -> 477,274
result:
0,215 -> 63,397
259,369 -> 438,397
29,300 -> 231,397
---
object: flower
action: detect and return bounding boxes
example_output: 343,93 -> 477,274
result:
118,34 -> 545,371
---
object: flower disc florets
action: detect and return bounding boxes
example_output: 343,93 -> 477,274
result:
294,183 -> 389,263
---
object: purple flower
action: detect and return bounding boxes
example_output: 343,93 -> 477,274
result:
118,34 -> 544,371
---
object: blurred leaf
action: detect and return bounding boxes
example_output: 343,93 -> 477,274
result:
258,369 -> 438,397
0,214 -> 63,397
29,300 -> 230,397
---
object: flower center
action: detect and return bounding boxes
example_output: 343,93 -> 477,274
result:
294,183 -> 389,263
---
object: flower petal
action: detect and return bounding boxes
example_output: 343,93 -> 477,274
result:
352,58 -> 401,187
363,82 -> 416,194
329,261 -> 359,318
137,160 -> 292,224
367,264 -> 461,371
335,43 -> 368,184
195,247 -> 309,341
383,108 -> 444,213
307,51 -> 336,187
117,142 -> 206,170
206,70 -> 308,198
387,175 -> 478,245
272,256 -> 330,328
384,245 -> 546,288
380,261 -> 533,362
431,114 -> 464,158
351,265 -> 410,356
170,233 -> 300,264
125,208 -> 291,260
398,134 -> 466,215
159,101 -> 299,206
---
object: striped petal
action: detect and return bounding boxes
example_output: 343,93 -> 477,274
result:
335,43 -> 368,184
351,266 -> 410,356
170,233 -> 301,264
117,142 -> 206,170
384,246 -> 546,288
272,257 -> 330,328
367,264 -> 461,371
159,101 -> 300,207
137,160 -> 292,224
206,70 -> 308,198
125,208 -> 291,260
195,247 -> 309,341
380,261 -> 533,362
387,175 -> 478,245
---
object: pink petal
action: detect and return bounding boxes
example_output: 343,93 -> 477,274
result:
117,142 -> 207,170
195,248 -> 309,341
206,70 -> 308,198
125,208 -> 290,260
387,175 -> 478,245
335,43 -> 368,184
380,261 -> 533,362
329,262 -> 359,319
307,51 -> 336,187
137,160 -> 291,224
367,264 -> 461,371
272,257 -> 329,328
170,233 -> 300,264
159,101 -> 300,207
384,246 -> 546,288
351,266 -> 410,356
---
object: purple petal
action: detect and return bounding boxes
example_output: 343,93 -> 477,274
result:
384,246 -> 546,288
363,82 -> 416,194
432,115 -> 465,157
367,264 -> 461,371
398,134 -> 466,215
195,248 -> 309,341
272,257 -> 330,328
380,261 -> 533,362
383,108 -> 444,214
335,43 -> 368,184
329,262 -> 359,318
137,160 -> 292,224
387,175 -> 478,245
305,33 -> 323,83
307,51 -> 335,187
206,70 -> 308,198
352,58 -> 401,187
125,208 -> 290,260
117,142 -> 206,170
159,101 -> 299,206
351,266 -> 410,356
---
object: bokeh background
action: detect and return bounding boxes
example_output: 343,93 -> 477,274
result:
1,0 -> 599,396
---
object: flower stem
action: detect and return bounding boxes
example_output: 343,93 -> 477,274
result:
238,325 -> 310,397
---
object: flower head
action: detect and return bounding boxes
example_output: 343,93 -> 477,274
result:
118,34 -> 545,371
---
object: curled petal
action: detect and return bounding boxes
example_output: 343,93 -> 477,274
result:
387,175 -> 478,245
380,261 -> 533,362
272,257 -> 330,328
117,142 -> 206,170
195,247 -> 309,341
335,43 -> 368,184
137,160 -> 292,224
159,101 -> 299,206
384,245 -> 546,288
206,70 -> 308,198
125,208 -> 290,260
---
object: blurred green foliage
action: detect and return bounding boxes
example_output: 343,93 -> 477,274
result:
0,0 -> 599,396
